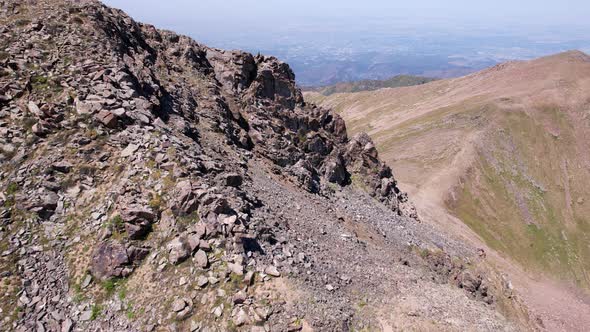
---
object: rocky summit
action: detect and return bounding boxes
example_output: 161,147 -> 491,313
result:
0,1 -> 540,331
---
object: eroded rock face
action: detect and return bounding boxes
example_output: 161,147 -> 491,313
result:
171,180 -> 200,216
120,205 -> 158,239
90,241 -> 147,280
22,189 -> 59,219
322,153 -> 349,185
209,51 -> 413,213
205,49 -> 257,94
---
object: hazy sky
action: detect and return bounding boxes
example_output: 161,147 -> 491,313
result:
103,0 -> 590,29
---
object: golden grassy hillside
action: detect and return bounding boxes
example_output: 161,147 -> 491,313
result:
306,50 -> 590,288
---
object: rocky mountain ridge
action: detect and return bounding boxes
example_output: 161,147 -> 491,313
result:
0,0 -> 534,331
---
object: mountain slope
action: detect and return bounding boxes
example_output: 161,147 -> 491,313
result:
0,0 -> 537,331
306,50 -> 590,330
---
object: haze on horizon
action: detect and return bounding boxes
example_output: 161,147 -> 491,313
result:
102,0 -> 590,85
102,0 -> 590,29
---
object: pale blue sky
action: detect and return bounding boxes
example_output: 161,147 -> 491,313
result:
103,0 -> 589,28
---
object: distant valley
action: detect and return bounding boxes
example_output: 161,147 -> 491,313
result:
303,75 -> 437,95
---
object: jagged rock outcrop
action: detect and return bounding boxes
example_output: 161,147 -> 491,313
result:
0,1 -> 526,331
90,241 -> 149,281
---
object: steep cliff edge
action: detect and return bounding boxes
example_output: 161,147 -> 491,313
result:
0,1 -> 533,331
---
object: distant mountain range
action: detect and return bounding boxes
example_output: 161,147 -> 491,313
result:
303,75 -> 437,95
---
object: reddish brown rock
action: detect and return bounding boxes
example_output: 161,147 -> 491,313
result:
90,241 -> 131,280
95,109 -> 117,128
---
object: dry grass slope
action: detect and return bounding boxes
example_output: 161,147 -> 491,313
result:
306,50 -> 590,328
